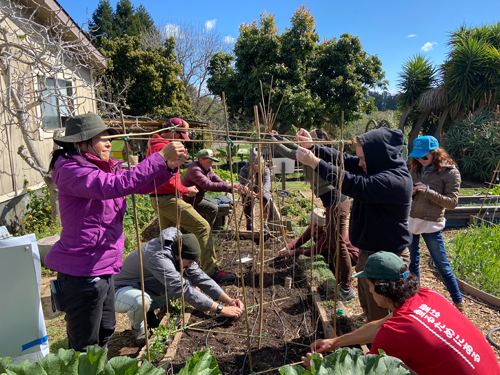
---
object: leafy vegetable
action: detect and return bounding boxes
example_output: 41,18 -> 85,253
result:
177,348 -> 221,375
0,345 -> 164,375
279,348 -> 410,375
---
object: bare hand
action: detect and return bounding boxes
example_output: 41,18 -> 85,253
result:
301,352 -> 323,371
311,338 -> 337,353
186,186 -> 199,197
296,128 -> 313,149
296,147 -> 320,168
159,142 -> 186,162
229,298 -> 244,310
413,182 -> 427,193
233,183 -> 248,194
278,248 -> 295,257
167,154 -> 188,169
221,305 -> 243,318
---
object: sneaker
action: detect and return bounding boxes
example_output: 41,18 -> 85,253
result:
147,310 -> 161,329
132,327 -> 146,347
211,270 -> 236,284
339,286 -> 356,301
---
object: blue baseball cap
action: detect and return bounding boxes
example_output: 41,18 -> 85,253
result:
408,136 -> 439,159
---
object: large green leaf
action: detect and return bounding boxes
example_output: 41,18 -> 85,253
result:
176,348 -> 221,375
0,357 -> 14,373
77,345 -> 107,375
2,360 -> 47,375
104,356 -> 138,375
279,348 -> 410,375
38,348 -> 79,375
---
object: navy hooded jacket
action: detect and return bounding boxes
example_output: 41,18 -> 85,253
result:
313,127 -> 412,253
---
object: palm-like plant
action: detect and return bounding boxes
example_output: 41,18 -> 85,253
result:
397,55 -> 437,130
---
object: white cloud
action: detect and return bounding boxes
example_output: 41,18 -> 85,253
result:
164,23 -> 180,38
407,34 -> 417,38
223,35 -> 236,44
421,41 -> 437,52
205,19 -> 217,31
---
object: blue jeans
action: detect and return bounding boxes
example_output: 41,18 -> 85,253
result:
114,287 -> 165,329
409,231 -> 462,303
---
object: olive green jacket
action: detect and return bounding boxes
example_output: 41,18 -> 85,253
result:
409,165 -> 461,222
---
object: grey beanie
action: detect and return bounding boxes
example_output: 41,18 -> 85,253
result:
248,147 -> 264,166
172,233 -> 201,260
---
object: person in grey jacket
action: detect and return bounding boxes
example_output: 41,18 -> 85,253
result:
267,130 -> 355,299
239,147 -> 271,231
114,228 -> 244,345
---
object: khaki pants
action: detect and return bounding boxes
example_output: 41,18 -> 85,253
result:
151,195 -> 218,275
356,248 -> 410,322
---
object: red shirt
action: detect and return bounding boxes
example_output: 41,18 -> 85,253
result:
369,288 -> 500,375
146,134 -> 188,195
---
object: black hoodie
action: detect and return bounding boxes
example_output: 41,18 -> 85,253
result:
314,127 -> 412,253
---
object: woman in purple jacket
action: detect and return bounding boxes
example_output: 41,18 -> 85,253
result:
45,113 -> 186,352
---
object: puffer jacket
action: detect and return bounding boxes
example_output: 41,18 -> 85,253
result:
115,227 -> 223,311
410,165 -> 461,222
181,161 -> 229,207
45,152 -> 177,277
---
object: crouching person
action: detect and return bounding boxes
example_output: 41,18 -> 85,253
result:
114,227 -> 244,346
303,252 -> 500,375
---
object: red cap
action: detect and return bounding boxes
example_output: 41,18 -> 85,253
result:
168,118 -> 190,140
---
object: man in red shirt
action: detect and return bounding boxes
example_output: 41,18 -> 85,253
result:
304,252 -> 500,375
147,118 -> 235,283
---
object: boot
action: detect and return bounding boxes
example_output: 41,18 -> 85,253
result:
132,327 -> 146,347
147,310 -> 161,329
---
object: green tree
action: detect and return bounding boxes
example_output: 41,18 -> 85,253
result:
207,7 -> 386,133
99,35 -> 194,118
89,0 -> 115,47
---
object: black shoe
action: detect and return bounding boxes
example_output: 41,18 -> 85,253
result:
211,270 -> 236,284
147,310 -> 161,329
132,327 -> 146,347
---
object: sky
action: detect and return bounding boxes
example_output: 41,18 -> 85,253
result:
57,0 -> 500,93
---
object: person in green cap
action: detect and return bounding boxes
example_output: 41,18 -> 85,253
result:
181,148 -> 247,230
114,228 -> 244,346
302,252 -> 500,375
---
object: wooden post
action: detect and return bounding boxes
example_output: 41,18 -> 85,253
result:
223,93 -> 253,372
281,161 -> 286,191
254,105 -> 266,350
120,112 -> 150,361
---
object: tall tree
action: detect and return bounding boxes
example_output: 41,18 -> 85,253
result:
89,0 -> 115,47
207,7 -> 386,132
98,35 -> 194,119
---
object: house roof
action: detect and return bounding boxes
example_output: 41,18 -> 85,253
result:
16,0 -> 108,69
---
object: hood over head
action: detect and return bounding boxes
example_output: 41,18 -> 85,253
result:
357,128 -> 406,174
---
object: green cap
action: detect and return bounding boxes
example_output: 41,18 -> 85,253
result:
197,149 -> 220,162
54,113 -> 119,146
172,233 -> 201,260
352,252 -> 407,280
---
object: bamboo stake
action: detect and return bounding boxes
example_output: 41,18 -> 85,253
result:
332,111 -> 345,337
120,111 -> 150,361
254,105 -> 266,350
222,92 -> 254,372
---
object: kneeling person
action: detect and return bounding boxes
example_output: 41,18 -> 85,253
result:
304,252 -> 500,375
114,228 -> 244,346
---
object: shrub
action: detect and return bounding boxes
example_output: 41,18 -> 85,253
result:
442,111 -> 500,182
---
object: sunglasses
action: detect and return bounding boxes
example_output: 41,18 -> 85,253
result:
418,155 -> 429,161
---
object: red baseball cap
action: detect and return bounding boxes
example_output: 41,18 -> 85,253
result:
167,118 -> 190,140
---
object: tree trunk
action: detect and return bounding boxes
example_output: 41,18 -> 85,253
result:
433,107 -> 449,142
398,104 -> 415,131
408,110 -> 431,154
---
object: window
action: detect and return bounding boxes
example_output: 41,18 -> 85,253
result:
39,77 -> 73,129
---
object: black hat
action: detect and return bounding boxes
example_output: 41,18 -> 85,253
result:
172,233 -> 201,260
54,113 -> 119,146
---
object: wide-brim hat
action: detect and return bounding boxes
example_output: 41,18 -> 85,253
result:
54,113 -> 119,146
408,135 -> 439,159
308,207 -> 326,227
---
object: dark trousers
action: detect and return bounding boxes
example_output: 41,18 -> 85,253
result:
325,199 -> 352,289
195,199 -> 218,230
57,272 -> 116,352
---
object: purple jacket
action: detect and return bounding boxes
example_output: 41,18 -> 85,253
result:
45,152 -> 177,277
181,161 -> 229,207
